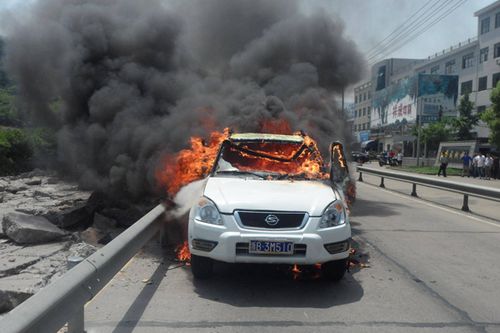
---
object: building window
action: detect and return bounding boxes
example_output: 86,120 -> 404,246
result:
430,65 -> 439,74
368,91 -> 371,99
477,106 -> 486,114
363,108 -> 366,116
363,92 -> 367,101
481,17 -> 490,34
480,47 -> 489,63
493,72 -> 500,88
478,76 -> 487,91
355,95 -> 358,104
461,80 -> 472,95
445,60 -> 456,74
367,107 -> 371,115
495,43 -> 500,58
462,53 -> 474,69
496,12 -> 500,28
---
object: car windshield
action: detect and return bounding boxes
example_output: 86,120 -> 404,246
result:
214,140 -> 327,179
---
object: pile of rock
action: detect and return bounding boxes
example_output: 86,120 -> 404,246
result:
0,170 -> 154,313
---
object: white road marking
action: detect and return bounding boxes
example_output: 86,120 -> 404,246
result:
357,181 -> 500,229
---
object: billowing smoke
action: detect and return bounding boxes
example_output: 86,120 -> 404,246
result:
3,0 -> 365,198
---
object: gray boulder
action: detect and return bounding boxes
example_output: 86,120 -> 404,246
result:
2,213 -> 67,244
93,212 -> 117,231
56,205 -> 93,229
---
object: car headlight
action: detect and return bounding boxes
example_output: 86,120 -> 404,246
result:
195,197 -> 223,225
319,201 -> 346,229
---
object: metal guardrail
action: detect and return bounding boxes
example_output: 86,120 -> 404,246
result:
357,166 -> 500,212
0,204 -> 166,333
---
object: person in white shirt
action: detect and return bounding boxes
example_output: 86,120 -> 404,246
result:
485,154 -> 494,180
478,154 -> 486,179
472,154 -> 480,178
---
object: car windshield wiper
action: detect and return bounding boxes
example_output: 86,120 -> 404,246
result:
216,170 -> 266,179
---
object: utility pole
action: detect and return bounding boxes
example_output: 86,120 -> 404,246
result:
416,98 -> 422,167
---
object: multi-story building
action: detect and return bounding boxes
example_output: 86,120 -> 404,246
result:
352,81 -> 372,144
352,0 -> 500,152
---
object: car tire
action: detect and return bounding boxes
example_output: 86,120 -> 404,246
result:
322,258 -> 347,282
191,254 -> 213,279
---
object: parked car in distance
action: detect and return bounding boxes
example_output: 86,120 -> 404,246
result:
351,151 -> 369,163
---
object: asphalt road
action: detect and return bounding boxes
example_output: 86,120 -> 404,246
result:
85,181 -> 500,333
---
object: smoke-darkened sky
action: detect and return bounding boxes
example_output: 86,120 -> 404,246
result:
1,0 -> 367,198
1,0 -> 495,101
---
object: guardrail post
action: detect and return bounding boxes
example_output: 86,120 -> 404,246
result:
462,194 -> 470,212
379,177 -> 385,188
67,307 -> 85,333
358,171 -> 363,182
411,183 -> 418,197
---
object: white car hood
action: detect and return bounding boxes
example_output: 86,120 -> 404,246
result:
204,177 -> 337,216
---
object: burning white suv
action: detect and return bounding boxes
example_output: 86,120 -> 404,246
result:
188,132 -> 352,281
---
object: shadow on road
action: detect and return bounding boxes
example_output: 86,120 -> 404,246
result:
191,262 -> 363,308
350,198 -> 405,218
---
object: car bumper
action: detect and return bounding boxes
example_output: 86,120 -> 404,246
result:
188,214 -> 351,264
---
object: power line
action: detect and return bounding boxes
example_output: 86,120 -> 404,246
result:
369,0 -> 469,65
365,0 -> 436,58
368,0 -> 459,63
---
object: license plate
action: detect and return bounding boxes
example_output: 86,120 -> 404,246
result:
249,240 -> 293,255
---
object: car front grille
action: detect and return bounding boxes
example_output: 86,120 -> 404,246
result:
235,243 -> 307,256
235,211 -> 307,229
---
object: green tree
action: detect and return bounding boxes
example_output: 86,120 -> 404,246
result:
412,119 -> 453,157
481,81 -> 500,149
0,37 -> 9,88
452,94 -> 478,140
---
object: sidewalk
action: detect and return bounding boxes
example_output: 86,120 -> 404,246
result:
356,162 -> 500,189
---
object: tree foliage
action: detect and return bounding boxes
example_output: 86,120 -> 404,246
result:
452,93 -> 478,140
481,81 -> 500,149
0,37 -> 9,88
0,128 -> 32,174
412,119 -> 453,156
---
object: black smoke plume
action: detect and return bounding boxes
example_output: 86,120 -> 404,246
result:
3,0 -> 365,198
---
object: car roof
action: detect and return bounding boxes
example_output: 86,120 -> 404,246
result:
229,133 -> 304,143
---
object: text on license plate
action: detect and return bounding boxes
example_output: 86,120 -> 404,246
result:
249,240 -> 293,255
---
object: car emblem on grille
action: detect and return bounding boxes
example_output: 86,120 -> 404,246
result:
264,214 -> 279,226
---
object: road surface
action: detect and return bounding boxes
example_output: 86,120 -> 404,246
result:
85,180 -> 500,333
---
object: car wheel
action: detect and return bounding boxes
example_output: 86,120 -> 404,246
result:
191,254 -> 213,279
322,258 -> 347,282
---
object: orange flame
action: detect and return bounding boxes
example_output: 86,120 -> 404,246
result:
155,119 -> 329,197
291,264 -> 302,280
176,241 -> 191,262
156,128 -> 230,196
260,118 -> 292,134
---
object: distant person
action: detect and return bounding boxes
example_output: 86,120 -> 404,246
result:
472,153 -> 480,178
461,152 -> 472,177
478,153 -> 486,179
396,152 -> 403,166
493,155 -> 500,180
485,154 -> 493,180
437,151 -> 449,177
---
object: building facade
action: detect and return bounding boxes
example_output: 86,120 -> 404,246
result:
352,0 -> 500,153
353,81 -> 372,144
